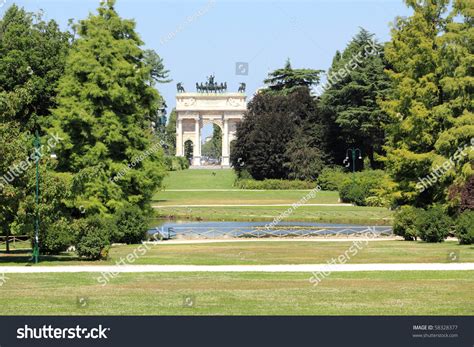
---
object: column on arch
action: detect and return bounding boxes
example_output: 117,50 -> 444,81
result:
192,115 -> 201,166
221,115 -> 230,166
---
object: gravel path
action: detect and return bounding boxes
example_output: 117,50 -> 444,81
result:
153,203 -> 352,208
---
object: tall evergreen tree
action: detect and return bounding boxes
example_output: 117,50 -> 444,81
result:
263,59 -> 323,95
49,0 -> 166,215
320,28 -> 391,169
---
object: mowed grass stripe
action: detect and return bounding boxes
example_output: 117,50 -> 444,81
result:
1,271 -> 473,315
2,241 -> 473,266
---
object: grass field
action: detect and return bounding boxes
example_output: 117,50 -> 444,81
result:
154,169 -> 393,224
1,271 -> 472,315
162,169 -> 236,189
155,205 -> 392,224
153,190 -> 340,205
2,241 -> 472,266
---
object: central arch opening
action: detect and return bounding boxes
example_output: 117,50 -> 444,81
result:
201,123 -> 222,166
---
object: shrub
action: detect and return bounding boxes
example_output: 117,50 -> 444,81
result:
317,167 -> 347,191
113,204 -> 148,244
393,206 -> 421,241
455,211 -> 474,245
234,178 -> 315,190
38,218 -> 75,255
338,170 -> 387,206
73,216 -> 112,260
164,156 -> 189,171
417,206 -> 452,243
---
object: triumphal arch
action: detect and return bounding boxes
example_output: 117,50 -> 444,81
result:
175,75 -> 246,167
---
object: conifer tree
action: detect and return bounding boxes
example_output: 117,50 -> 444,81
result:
49,0 -> 167,215
381,0 -> 473,207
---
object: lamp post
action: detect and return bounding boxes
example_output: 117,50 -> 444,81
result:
343,148 -> 363,183
33,130 -> 40,264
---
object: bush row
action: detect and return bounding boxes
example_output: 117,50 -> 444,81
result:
234,178 -> 316,190
37,204 -> 149,260
393,206 -> 474,244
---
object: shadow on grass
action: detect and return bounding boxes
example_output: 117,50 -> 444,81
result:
0,250 -> 85,265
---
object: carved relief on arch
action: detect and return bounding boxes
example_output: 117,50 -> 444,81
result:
177,97 -> 196,107
226,97 -> 243,107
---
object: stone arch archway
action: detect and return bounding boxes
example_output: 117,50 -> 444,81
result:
176,89 -> 246,167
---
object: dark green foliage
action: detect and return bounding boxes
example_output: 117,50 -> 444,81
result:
417,206 -> 452,243
234,179 -> 315,190
320,28 -> 391,170
39,218 -> 74,255
231,87 -> 327,180
73,215 -> 112,260
455,211 -> 474,245
263,59 -> 323,95
284,128 -> 326,181
0,5 -> 70,252
113,204 -> 148,244
393,206 -> 421,241
338,170 -> 387,206
0,122 -> 30,252
11,170 -> 74,255
0,4 -> 70,129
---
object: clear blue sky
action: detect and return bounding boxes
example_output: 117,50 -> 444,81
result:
4,0 -> 412,136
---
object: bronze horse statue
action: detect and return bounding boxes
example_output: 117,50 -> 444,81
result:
196,75 -> 227,93
238,83 -> 246,93
177,82 -> 185,93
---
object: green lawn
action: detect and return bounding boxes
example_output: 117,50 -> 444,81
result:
155,205 -> 392,224
2,241 -> 472,266
162,169 -> 236,189
1,271 -> 472,315
155,169 -> 393,224
153,190 -> 340,205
